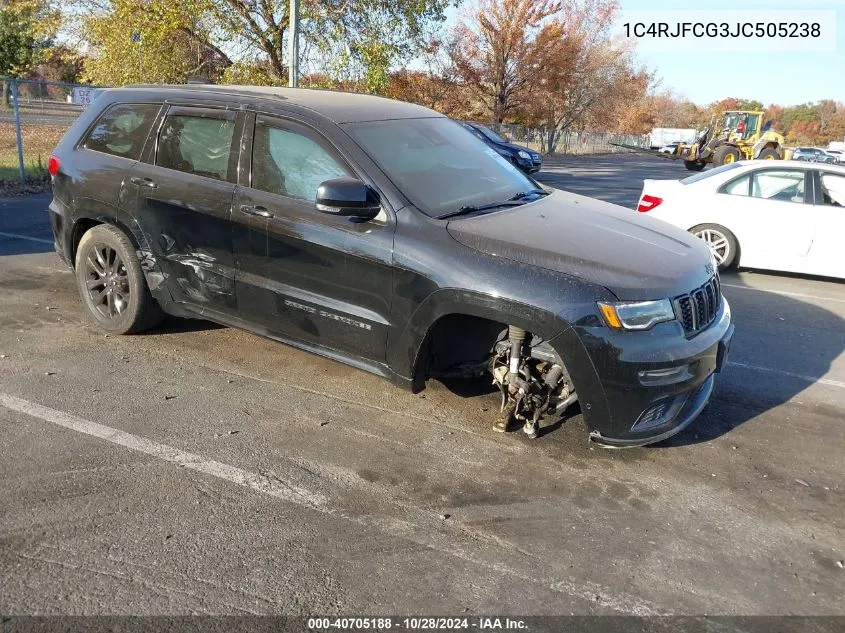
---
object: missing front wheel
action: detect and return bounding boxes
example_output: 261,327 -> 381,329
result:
489,326 -> 577,439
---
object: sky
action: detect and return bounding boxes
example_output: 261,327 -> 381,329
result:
443,0 -> 845,107
616,0 -> 845,106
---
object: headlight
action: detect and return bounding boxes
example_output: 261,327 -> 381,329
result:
517,150 -> 530,159
597,299 -> 675,331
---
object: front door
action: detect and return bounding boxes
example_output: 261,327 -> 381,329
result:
232,113 -> 394,363
125,106 -> 242,313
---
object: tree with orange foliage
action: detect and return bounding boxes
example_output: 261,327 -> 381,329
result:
449,0 -> 561,124
524,0 -> 637,151
386,36 -> 480,120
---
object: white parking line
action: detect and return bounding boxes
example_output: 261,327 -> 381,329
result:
0,393 -> 327,508
0,391 -> 662,615
726,362 -> 845,390
0,231 -> 54,245
721,283 -> 845,305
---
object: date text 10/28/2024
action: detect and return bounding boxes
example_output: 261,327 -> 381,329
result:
307,617 -> 528,630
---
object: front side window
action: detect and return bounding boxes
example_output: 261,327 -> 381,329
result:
346,117 -> 535,218
820,172 -> 845,207
251,120 -> 349,201
751,170 -> 806,203
82,103 -> 160,160
156,114 -> 235,181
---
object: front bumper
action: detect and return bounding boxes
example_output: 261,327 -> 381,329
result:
515,156 -> 542,174
555,299 -> 733,447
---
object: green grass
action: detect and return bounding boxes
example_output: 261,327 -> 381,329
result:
0,123 -> 67,182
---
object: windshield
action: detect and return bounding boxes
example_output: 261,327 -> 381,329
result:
475,125 -> 507,144
681,161 -> 744,184
345,118 -> 536,218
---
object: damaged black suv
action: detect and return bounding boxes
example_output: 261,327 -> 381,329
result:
48,85 -> 733,446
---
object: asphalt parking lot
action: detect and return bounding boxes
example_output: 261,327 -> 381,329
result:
1,154 -> 843,617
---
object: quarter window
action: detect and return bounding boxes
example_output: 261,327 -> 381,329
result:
721,174 -> 750,196
156,114 -> 236,181
751,170 -> 806,203
81,103 -> 160,160
251,120 -> 350,201
820,173 -> 845,207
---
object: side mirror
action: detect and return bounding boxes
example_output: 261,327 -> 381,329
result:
315,178 -> 381,221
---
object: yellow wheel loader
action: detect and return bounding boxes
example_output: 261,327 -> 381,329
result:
678,111 -> 786,171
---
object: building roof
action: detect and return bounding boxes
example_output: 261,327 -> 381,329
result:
108,84 -> 443,124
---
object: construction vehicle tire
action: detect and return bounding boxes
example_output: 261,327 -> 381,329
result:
757,148 -> 779,160
713,145 -> 742,166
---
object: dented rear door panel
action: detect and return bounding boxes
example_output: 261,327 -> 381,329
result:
124,106 -> 242,313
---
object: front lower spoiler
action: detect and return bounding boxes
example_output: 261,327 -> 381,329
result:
588,373 -> 715,448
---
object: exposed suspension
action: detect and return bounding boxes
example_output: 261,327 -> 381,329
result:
491,326 -> 577,439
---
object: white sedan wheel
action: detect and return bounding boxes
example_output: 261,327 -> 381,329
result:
688,224 -> 739,270
694,228 -> 731,265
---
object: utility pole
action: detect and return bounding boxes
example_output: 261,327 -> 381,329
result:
288,0 -> 300,88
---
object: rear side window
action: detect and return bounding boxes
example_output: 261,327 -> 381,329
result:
156,115 -> 236,181
81,103 -> 160,160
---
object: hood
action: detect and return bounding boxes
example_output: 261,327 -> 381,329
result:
500,142 -> 537,155
447,189 -> 714,301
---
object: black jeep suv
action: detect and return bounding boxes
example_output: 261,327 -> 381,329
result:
48,85 -> 733,446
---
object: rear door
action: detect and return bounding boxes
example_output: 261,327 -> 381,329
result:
65,102 -> 162,222
124,105 -> 243,313
807,169 -> 845,277
232,112 -> 395,363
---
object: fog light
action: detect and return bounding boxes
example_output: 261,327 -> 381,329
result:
638,364 -> 693,387
632,394 -> 687,432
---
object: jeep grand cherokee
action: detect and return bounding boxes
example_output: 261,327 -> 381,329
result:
47,85 -> 734,446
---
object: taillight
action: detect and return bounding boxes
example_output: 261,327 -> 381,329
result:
48,155 -> 61,177
637,194 -> 663,212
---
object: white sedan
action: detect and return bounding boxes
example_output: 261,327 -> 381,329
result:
637,160 -> 845,279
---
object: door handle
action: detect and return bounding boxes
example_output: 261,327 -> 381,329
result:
240,204 -> 274,218
129,176 -> 158,189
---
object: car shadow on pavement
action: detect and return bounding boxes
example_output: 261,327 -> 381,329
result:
0,193 -> 55,257
145,316 -> 225,336
0,239 -> 54,257
437,376 -> 498,398
653,270 -> 844,448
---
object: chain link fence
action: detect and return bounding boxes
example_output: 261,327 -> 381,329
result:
477,122 -> 649,157
1,78 -> 101,184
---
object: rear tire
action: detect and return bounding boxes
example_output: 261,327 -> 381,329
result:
684,160 -> 706,172
712,145 -> 742,167
689,224 -> 738,270
757,148 -> 779,160
74,224 -> 164,334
